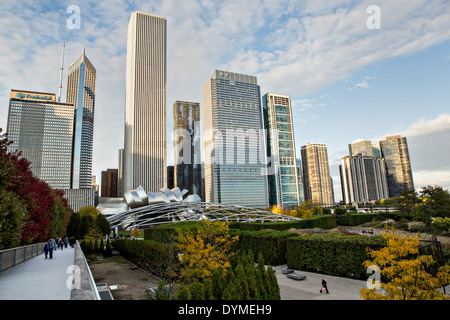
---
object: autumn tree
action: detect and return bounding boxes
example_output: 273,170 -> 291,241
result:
176,218 -> 239,284
360,227 -> 450,300
0,128 -> 71,246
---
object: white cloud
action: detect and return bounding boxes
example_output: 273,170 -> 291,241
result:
1,0 -> 450,190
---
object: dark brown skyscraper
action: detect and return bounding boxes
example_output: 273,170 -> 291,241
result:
101,169 -> 118,198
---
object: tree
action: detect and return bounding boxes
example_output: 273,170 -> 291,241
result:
66,212 -> 81,238
95,213 -> 111,236
130,226 -> 141,238
0,191 -> 27,249
360,227 -> 450,300
176,219 -> 239,283
79,206 -> 100,220
419,185 -> 450,218
1,128 -> 71,245
334,207 -> 347,215
294,200 -> 323,219
78,212 -> 94,239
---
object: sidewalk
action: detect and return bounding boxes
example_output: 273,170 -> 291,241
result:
274,265 -> 366,300
0,245 -> 75,300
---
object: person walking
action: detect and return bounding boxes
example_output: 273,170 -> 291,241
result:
43,243 -> 49,259
321,276 -> 329,294
48,239 -> 54,259
64,236 -> 69,248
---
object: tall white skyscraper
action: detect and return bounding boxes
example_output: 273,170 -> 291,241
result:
124,11 -> 167,193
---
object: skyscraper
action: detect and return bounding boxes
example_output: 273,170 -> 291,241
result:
340,155 -> 389,205
348,139 -> 381,158
173,100 -> 203,199
301,143 -> 334,207
124,11 -> 167,194
202,70 -> 269,208
6,90 -> 75,189
263,93 -> 299,208
379,135 -> 414,197
101,169 -> 119,198
66,47 -> 96,189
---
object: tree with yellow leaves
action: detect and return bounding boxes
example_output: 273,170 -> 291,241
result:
176,218 -> 239,284
360,227 -> 449,300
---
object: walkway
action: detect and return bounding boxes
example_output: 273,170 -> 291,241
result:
0,245 -> 75,300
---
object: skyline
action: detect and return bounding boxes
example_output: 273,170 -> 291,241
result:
1,1 -> 449,202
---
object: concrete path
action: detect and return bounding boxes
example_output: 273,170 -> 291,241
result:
274,265 -> 367,300
0,245 -> 75,300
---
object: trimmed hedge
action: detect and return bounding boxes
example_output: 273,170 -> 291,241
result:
112,239 -> 179,275
286,233 -> 385,279
336,212 -> 400,226
231,230 -> 298,265
229,215 -> 337,231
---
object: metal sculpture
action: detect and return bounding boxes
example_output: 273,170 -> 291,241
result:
107,186 -> 300,230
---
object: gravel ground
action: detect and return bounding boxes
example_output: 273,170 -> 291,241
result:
89,254 -> 159,300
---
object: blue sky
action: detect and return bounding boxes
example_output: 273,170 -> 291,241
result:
1,0 -> 449,201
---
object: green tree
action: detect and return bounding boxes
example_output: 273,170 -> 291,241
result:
420,185 -> 450,218
0,191 -> 27,249
78,213 -> 94,238
66,212 -> 81,238
95,213 -> 111,236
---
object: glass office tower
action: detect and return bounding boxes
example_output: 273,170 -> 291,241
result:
349,139 -> 381,158
124,11 -> 167,194
7,90 -> 75,189
301,142 -> 334,207
173,100 -> 203,200
379,135 -> 414,198
202,70 -> 269,208
263,93 -> 299,208
66,47 -> 96,189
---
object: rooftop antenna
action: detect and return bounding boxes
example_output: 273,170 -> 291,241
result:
151,8 -> 153,14
58,42 -> 66,103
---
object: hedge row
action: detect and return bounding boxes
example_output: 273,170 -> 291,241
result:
144,212 -> 400,241
286,233 -> 386,280
112,239 -> 179,275
230,230 -> 298,265
229,215 -> 337,232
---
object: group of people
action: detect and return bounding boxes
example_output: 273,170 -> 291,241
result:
43,236 -> 76,259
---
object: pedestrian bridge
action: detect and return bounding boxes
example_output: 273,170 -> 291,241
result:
0,242 -> 101,300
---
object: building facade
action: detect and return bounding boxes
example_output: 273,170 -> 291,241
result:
349,139 -> 381,158
301,143 -> 334,207
173,100 -> 203,199
66,48 -> 96,189
7,90 -> 75,189
379,135 -> 414,198
101,169 -> 119,198
263,93 -> 299,208
202,70 -> 269,208
124,11 -> 167,194
340,155 -> 389,205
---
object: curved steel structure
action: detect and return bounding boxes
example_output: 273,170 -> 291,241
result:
107,186 -> 300,230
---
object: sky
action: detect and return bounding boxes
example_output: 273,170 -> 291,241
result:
0,0 -> 449,202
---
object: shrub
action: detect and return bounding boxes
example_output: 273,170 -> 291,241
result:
408,221 -> 426,233
431,217 -> 450,234
232,229 -> 297,265
286,233 -> 385,280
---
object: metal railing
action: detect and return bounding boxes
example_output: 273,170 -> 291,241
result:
0,243 -> 46,273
